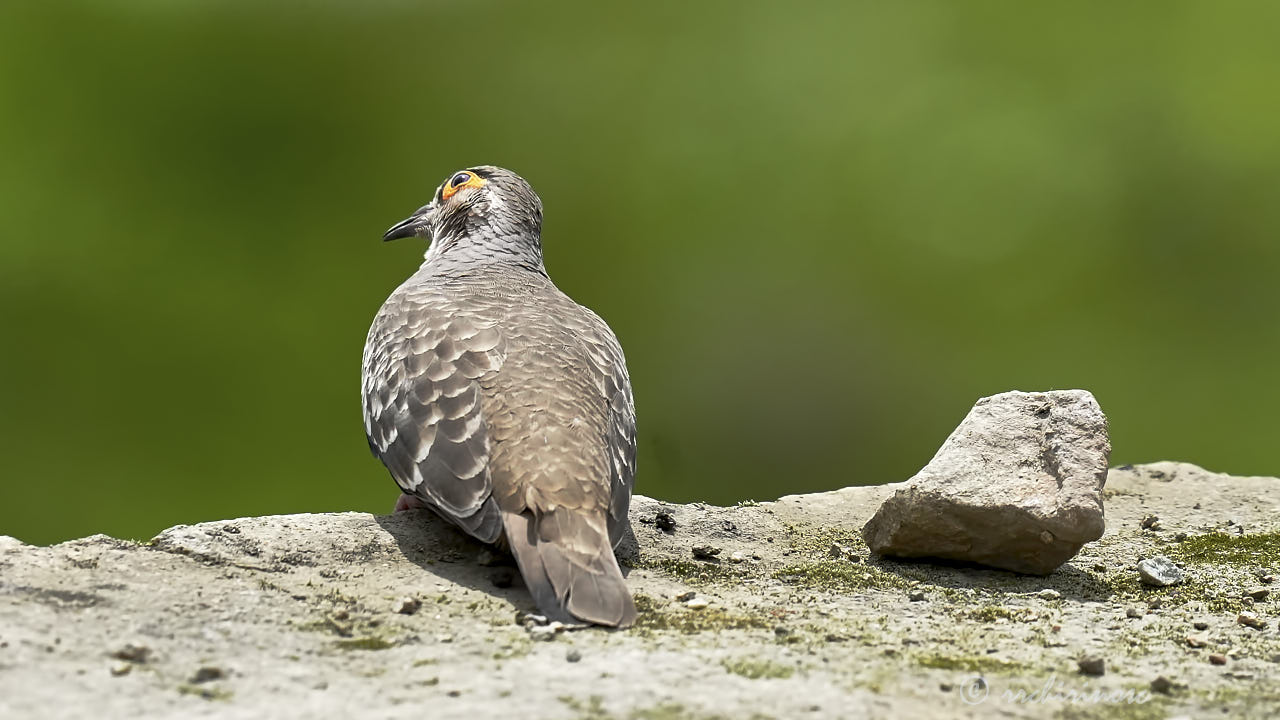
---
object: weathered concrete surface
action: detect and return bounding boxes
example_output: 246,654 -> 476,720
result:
863,390 -> 1110,574
2,462 -> 1278,719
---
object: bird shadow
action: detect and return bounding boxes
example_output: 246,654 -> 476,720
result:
865,553 -> 1125,603
372,509 -> 538,617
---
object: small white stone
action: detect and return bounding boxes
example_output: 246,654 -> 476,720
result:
685,598 -> 710,610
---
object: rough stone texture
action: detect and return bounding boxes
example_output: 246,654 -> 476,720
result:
2,462 -> 1278,719
1138,556 -> 1186,587
862,390 -> 1110,574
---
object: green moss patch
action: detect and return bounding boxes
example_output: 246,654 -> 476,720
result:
965,604 -> 1036,623
721,658 -> 795,679
774,522 -> 923,594
1168,532 -> 1280,566
773,560 -> 913,593
782,523 -> 865,558
334,636 -> 394,651
914,652 -> 1027,674
632,556 -> 749,585
632,594 -> 771,634
177,684 -> 233,701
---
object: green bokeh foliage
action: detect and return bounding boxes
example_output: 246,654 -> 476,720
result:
1,1 -> 1277,544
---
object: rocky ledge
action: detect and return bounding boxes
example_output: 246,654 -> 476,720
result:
1,462 -> 1278,719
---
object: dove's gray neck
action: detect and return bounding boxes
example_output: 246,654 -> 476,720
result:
421,226 -> 546,277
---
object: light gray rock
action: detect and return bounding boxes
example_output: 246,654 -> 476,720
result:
2,462 -> 1277,720
862,390 -> 1110,574
1138,556 -> 1185,586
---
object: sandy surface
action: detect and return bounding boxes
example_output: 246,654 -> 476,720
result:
1,462 -> 1277,719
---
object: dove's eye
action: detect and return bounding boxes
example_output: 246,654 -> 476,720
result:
442,171 -> 485,201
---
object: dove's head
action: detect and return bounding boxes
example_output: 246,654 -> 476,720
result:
383,165 -> 545,271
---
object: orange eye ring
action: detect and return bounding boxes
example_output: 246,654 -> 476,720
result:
441,170 -> 487,201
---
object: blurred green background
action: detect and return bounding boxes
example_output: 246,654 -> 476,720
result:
2,1 -> 1277,546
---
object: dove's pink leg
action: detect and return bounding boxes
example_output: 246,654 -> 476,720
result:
394,493 -> 429,512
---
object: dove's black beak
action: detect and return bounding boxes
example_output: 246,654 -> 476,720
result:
382,204 -> 433,242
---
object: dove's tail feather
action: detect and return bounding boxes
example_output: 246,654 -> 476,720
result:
502,509 -> 637,628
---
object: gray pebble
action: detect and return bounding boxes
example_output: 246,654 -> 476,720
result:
191,666 -> 226,684
691,545 -> 721,561
1077,656 -> 1106,676
566,649 -> 582,663
1137,556 -> 1185,586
